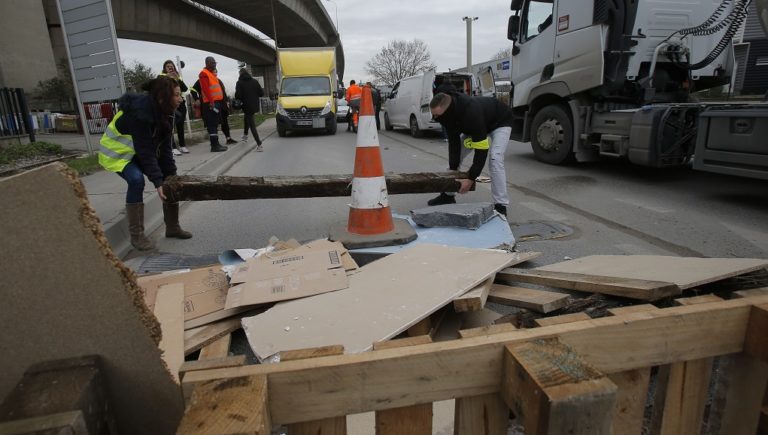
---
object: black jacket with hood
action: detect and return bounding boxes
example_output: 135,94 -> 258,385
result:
435,92 -> 513,180
235,71 -> 264,113
114,93 -> 176,188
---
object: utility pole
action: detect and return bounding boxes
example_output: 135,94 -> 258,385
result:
462,17 -> 478,74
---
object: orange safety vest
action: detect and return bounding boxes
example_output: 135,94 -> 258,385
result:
199,68 -> 223,103
346,84 -> 362,102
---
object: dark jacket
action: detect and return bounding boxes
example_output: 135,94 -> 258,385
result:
436,92 -> 513,180
115,93 -> 176,188
371,87 -> 381,110
235,72 -> 264,113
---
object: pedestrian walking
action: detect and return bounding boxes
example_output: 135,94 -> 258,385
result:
160,60 -> 190,155
98,76 -> 193,251
427,91 -> 513,216
235,68 -> 264,151
217,74 -> 237,145
367,82 -> 382,130
198,56 -> 228,152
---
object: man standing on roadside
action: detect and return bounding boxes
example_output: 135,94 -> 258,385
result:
367,82 -> 382,130
427,91 -> 513,216
198,56 -> 228,152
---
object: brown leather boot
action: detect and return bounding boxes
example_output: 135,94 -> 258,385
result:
126,203 -> 155,251
163,201 -> 192,239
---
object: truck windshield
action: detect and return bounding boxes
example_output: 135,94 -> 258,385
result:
281,77 -> 331,96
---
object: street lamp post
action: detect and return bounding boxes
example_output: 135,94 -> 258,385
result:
324,0 -> 339,33
462,16 -> 478,73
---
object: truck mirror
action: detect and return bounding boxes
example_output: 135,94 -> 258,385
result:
510,0 -> 523,10
507,16 -> 520,41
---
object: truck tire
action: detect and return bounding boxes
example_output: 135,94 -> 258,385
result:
277,126 -> 287,137
326,118 -> 337,135
384,113 -> 394,131
409,115 -> 423,138
530,104 -> 574,165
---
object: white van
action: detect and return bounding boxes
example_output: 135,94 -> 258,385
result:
383,69 -> 495,138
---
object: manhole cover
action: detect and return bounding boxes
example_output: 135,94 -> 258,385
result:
510,221 -> 574,242
125,253 -> 221,274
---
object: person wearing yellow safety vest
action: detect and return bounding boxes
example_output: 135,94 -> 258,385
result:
98,76 -> 192,251
160,59 -> 190,156
428,91 -> 513,216
198,56 -> 228,152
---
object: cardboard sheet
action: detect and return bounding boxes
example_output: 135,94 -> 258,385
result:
537,255 -> 768,290
225,241 -> 349,309
241,244 -> 517,361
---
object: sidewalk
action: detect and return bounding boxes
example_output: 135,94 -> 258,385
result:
73,118 -> 276,259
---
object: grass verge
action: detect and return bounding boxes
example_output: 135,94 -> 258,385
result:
0,142 -> 63,165
65,154 -> 101,176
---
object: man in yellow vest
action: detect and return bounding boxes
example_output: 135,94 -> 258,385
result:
199,56 -> 228,152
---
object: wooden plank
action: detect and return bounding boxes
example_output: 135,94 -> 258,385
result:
374,335 -> 432,351
198,335 -> 231,360
155,283 -> 185,383
745,304 -> 768,364
184,318 -> 242,356
407,317 -> 432,337
241,245 -> 519,360
177,375 -> 270,434
733,287 -> 768,298
538,255 -> 768,290
182,295 -> 768,425
534,312 -> 591,327
607,304 -> 659,316
658,357 -> 713,435
608,369 -> 651,435
674,294 -> 724,305
374,335 -> 433,435
454,394 -> 509,435
180,356 -> 247,375
496,268 -> 681,301
706,353 -> 768,435
459,323 -> 518,339
164,172 -> 470,202
501,339 -> 617,434
281,345 -> 345,361
460,308 -> 504,330
283,345 -> 346,435
453,277 -> 494,313
487,284 -> 570,313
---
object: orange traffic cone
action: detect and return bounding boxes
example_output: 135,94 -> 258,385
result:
329,85 -> 417,248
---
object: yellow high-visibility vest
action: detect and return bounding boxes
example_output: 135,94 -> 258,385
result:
98,111 -> 135,173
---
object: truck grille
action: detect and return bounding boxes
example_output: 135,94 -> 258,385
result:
286,108 -> 322,120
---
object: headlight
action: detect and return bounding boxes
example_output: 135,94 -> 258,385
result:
320,101 -> 332,116
276,103 -> 288,117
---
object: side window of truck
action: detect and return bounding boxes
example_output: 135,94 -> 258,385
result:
522,0 -> 554,42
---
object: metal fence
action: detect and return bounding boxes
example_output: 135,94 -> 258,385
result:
0,88 -> 35,142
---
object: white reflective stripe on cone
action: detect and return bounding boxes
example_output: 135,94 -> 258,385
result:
355,116 -> 380,148
350,176 -> 389,209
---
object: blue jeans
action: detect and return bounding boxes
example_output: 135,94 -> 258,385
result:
118,161 -> 145,204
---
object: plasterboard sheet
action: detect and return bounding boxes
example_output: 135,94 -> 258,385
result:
538,255 -> 768,290
242,244 -> 516,361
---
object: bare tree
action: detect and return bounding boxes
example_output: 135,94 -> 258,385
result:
121,61 -> 155,92
365,39 -> 437,86
491,47 -> 513,61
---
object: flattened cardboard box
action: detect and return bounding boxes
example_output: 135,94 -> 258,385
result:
225,246 -> 349,309
138,266 -> 234,328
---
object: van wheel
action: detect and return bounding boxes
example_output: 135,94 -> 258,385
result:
277,126 -> 287,137
326,118 -> 337,135
384,113 -> 394,131
530,104 -> 574,164
409,115 -> 423,138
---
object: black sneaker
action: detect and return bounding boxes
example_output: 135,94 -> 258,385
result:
427,192 -> 456,206
210,144 -> 228,152
226,138 -> 238,144
494,204 -> 507,216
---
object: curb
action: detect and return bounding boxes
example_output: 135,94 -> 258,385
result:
105,137 -> 261,259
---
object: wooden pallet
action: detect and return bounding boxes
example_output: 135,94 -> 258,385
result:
178,294 -> 768,434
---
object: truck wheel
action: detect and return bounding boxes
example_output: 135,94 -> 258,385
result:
530,104 -> 574,164
409,115 -> 423,138
277,126 -> 287,137
384,113 -> 394,131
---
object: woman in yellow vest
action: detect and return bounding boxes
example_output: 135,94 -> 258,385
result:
99,76 -> 192,251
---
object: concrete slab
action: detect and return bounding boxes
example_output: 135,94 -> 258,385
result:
410,202 -> 494,229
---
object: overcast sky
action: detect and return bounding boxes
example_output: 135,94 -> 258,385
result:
117,0 -> 515,91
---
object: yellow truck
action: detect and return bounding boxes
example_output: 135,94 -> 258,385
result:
275,47 -> 338,136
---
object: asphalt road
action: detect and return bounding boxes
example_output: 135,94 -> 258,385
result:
150,119 -> 768,267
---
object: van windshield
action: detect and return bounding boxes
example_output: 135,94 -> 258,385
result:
281,77 -> 331,96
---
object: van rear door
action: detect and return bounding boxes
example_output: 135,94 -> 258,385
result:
477,66 -> 496,97
419,70 -> 437,128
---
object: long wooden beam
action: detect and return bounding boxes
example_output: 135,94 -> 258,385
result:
163,172 -> 469,202
181,295 -> 768,425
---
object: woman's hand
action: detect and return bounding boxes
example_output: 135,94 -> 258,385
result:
157,185 -> 167,201
456,179 -> 474,194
